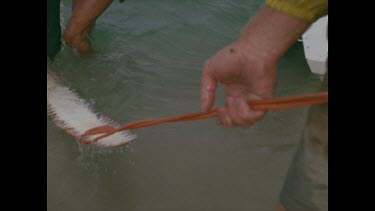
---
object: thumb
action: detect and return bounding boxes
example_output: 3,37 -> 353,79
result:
200,69 -> 217,113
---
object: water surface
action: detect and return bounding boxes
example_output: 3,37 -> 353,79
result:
47,1 -> 322,210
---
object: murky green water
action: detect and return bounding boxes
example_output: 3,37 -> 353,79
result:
47,0 -> 321,210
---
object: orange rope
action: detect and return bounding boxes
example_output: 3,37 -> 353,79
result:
80,91 -> 328,143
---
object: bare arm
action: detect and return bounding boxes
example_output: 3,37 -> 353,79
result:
239,5 -> 311,64
64,0 -> 113,54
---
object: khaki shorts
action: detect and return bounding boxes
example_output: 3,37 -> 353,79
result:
280,71 -> 328,211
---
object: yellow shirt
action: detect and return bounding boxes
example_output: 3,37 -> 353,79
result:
265,0 -> 328,22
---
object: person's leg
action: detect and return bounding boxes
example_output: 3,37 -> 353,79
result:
63,0 -> 113,54
277,72 -> 328,211
47,0 -> 61,60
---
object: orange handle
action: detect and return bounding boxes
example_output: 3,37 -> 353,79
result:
81,91 -> 328,143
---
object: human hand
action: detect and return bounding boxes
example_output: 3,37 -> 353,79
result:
200,5 -> 311,128
200,39 -> 277,128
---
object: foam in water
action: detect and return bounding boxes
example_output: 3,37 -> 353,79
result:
47,68 -> 137,147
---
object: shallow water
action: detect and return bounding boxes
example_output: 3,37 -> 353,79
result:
47,0 -> 322,210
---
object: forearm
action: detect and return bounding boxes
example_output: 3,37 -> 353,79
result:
237,5 -> 311,64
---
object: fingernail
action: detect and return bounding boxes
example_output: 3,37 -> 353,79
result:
225,114 -> 232,126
